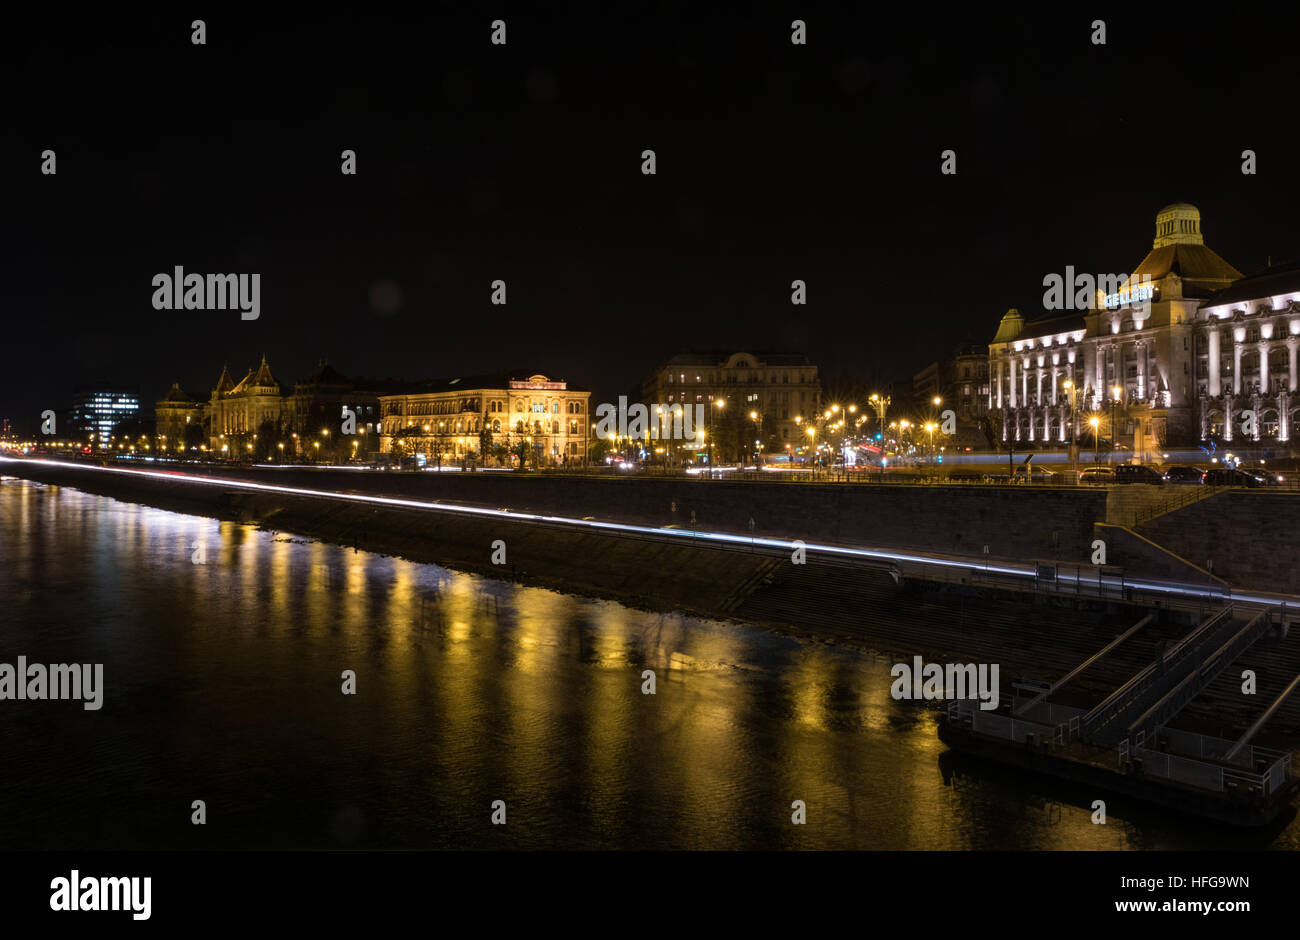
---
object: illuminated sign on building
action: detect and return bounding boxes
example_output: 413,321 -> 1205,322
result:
1104,283 -> 1155,309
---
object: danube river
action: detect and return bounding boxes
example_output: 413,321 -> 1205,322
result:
1,476 -> 1294,850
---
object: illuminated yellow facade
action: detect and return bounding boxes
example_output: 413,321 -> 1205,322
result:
379,373 -> 590,467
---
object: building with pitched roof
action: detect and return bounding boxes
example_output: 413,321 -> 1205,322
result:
199,357 -> 381,460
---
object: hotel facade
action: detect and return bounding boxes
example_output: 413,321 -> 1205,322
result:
378,373 -> 590,467
987,204 -> 1300,452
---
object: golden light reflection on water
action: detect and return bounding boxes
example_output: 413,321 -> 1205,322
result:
2,479 -> 1294,850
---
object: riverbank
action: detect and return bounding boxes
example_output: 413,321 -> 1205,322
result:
6,457 -> 1300,746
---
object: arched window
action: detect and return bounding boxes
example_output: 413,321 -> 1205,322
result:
552,421 -> 560,434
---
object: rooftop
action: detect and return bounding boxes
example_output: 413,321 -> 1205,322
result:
1200,259 -> 1300,309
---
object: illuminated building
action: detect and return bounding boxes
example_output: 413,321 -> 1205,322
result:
71,386 -> 140,446
1195,260 -> 1300,443
207,357 -> 285,451
199,357 -> 380,458
379,373 -> 590,467
154,384 -> 206,451
988,204 -> 1244,451
641,352 -> 822,456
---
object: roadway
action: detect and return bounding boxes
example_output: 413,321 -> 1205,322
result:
3,454 -> 1297,617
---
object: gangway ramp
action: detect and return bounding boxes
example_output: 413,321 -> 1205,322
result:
1124,610 -> 1272,745
1013,613 -> 1153,717
1081,606 -> 1239,745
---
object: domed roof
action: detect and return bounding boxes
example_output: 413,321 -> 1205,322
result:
991,308 -> 1024,344
158,382 -> 197,404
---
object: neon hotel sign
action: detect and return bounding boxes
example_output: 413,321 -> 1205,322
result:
1103,283 -> 1155,310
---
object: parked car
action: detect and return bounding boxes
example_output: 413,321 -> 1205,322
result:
1113,464 -> 1165,485
1203,467 -> 1267,487
1162,465 -> 1205,484
1011,465 -> 1059,483
1243,469 -> 1282,486
1078,467 -> 1116,485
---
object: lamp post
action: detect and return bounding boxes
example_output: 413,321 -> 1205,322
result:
869,393 -> 890,478
1110,385 -> 1123,465
1089,416 -> 1100,468
710,397 -> 725,477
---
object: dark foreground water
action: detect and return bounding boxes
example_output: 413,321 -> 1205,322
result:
1,476 -> 1296,850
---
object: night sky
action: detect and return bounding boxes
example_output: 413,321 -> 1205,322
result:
5,6 -> 1300,431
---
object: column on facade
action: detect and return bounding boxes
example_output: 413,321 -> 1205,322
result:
1035,368 -> 1043,406
1233,337 -> 1243,395
1008,357 -> 1017,408
996,359 -> 1004,409
1136,342 -> 1146,401
1207,324 -> 1221,396
1050,354 -> 1059,405
1021,358 -> 1029,406
1094,342 -> 1105,404
1288,336 -> 1299,393
1259,342 -> 1271,395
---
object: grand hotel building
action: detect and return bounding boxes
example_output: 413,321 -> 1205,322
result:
378,373 -> 590,466
987,203 -> 1300,451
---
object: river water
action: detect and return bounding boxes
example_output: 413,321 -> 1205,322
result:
1,476 -> 1295,850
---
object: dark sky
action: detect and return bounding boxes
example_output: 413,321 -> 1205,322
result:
5,5 -> 1299,430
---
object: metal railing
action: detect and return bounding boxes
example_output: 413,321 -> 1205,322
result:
1131,486 -> 1218,525
1125,611 -> 1270,745
1080,606 -> 1236,742
1132,745 -> 1290,797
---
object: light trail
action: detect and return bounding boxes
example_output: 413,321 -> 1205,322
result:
3,455 -> 1295,611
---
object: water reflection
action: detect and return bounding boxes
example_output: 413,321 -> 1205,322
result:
0,477 -> 1292,850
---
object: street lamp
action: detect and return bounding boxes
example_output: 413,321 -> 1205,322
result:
710,398 -> 725,475
868,394 -> 890,437
1089,416 -> 1100,467
1110,385 -> 1123,465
